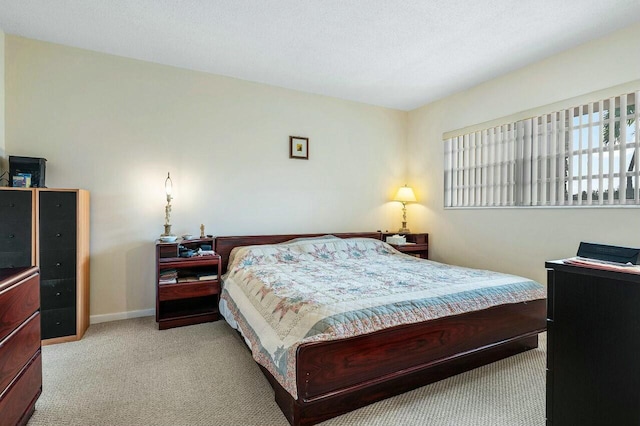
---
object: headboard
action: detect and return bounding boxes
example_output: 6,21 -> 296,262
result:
214,232 -> 382,274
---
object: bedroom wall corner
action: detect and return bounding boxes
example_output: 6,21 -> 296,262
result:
407,22 -> 640,285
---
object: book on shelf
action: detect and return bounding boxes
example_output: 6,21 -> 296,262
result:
196,273 -> 218,281
159,268 -> 178,284
177,276 -> 198,283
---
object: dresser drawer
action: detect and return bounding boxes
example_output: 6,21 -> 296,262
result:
39,249 -> 76,280
38,220 -> 77,251
0,191 -> 32,218
41,307 -> 76,339
40,279 -> 76,310
0,272 -> 40,342
0,251 -> 32,269
158,281 -> 220,301
39,191 -> 76,222
0,221 -> 32,252
0,312 -> 40,393
0,351 -> 42,426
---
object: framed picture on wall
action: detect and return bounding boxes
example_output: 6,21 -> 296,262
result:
289,136 -> 309,160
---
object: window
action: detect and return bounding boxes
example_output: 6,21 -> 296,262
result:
444,91 -> 639,207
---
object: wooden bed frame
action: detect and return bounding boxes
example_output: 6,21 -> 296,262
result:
215,232 -> 547,426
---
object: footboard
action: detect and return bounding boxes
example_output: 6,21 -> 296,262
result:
270,298 -> 546,425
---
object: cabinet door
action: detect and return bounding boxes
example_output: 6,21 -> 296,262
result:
40,307 -> 76,339
551,270 -> 640,425
40,279 -> 76,310
38,191 -> 77,257
39,191 -> 78,339
0,191 -> 33,268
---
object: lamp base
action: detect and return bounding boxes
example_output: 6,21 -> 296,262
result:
161,224 -> 173,237
398,221 -> 410,234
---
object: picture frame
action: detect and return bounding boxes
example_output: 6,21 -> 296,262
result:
289,136 -> 309,160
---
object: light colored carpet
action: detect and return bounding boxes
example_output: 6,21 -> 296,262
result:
28,317 -> 546,425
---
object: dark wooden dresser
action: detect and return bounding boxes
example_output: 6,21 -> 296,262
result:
0,266 -> 42,426
545,260 -> 640,425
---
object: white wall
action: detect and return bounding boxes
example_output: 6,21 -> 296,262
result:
5,36 -> 407,319
408,23 -> 640,285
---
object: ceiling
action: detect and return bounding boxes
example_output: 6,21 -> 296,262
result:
0,1 -> 639,111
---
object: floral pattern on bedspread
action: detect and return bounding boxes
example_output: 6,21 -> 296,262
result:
220,237 -> 546,399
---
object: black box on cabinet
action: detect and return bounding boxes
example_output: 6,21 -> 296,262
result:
577,241 -> 640,265
9,156 -> 47,188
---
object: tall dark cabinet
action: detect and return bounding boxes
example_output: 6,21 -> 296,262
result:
0,188 -> 90,344
545,261 -> 640,425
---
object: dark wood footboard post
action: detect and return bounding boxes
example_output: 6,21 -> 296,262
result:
259,365 -> 302,425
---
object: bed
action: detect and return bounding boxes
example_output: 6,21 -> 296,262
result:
215,232 -> 546,425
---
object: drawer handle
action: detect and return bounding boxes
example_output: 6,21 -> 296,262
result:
56,262 -> 62,267
8,234 -> 14,238
56,233 -> 62,237
9,203 -> 15,207
56,204 -> 62,208
55,292 -> 61,296
56,321 -> 61,325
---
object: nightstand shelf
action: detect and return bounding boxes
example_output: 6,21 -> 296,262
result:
382,233 -> 429,259
157,296 -> 218,328
155,237 -> 220,330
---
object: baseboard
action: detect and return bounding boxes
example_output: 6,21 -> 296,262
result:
90,309 -> 154,324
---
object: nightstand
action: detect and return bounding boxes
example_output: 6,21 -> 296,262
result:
155,237 -> 221,330
382,233 -> 429,259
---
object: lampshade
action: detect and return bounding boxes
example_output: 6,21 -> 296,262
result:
165,172 -> 173,197
394,185 -> 416,203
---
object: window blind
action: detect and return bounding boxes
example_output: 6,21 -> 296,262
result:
444,91 -> 639,207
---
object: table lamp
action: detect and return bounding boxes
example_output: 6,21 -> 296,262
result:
162,172 -> 174,237
394,185 -> 416,233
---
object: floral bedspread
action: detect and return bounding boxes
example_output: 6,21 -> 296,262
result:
219,237 -> 546,399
